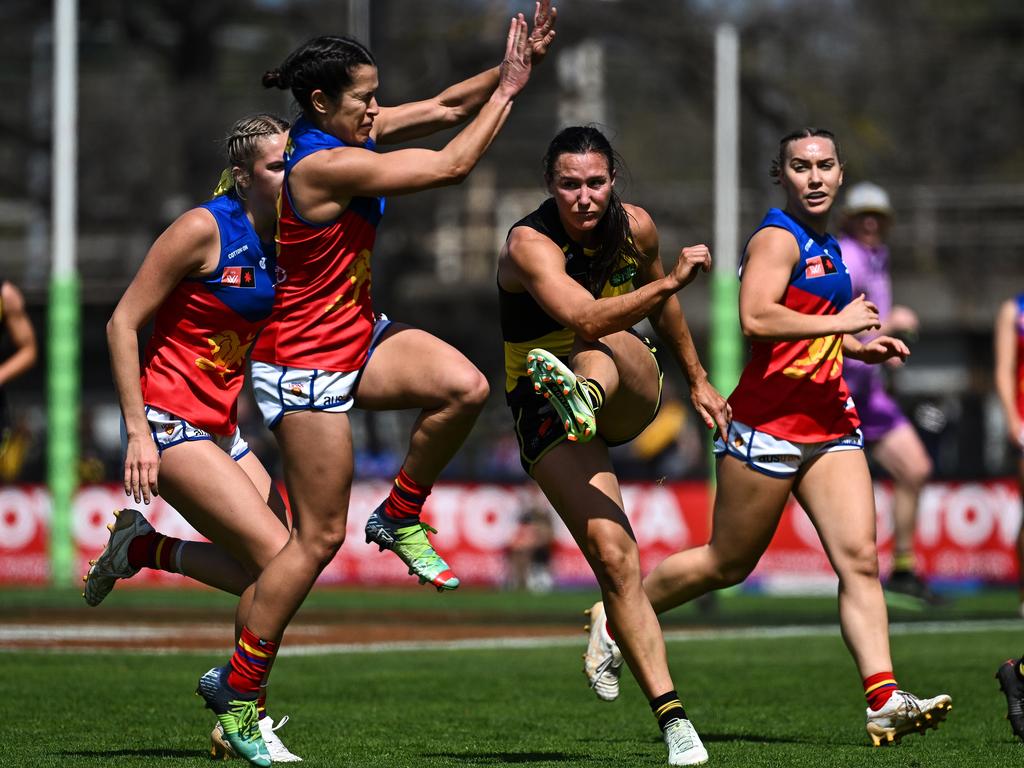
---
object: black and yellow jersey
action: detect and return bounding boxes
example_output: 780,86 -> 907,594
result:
499,199 -> 640,393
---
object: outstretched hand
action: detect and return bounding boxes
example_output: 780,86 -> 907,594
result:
853,334 -> 909,365
497,14 -> 532,99
670,244 -> 712,290
690,378 -> 731,436
528,1 -> 558,65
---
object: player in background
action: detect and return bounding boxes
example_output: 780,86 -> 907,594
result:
838,181 -> 938,605
0,278 -> 38,479
994,295 -> 1024,617
499,125 -> 729,766
584,129 -> 952,748
94,115 -> 301,764
189,10 -> 555,767
993,290 -> 1024,741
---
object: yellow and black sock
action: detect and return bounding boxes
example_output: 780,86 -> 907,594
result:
650,690 -> 687,731
578,377 -> 605,413
892,552 -> 915,574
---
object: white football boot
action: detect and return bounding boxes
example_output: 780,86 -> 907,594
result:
865,689 -> 952,746
582,601 -> 623,701
82,508 -> 154,606
663,717 -> 709,766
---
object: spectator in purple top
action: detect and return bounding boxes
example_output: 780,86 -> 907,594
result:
838,182 -> 938,605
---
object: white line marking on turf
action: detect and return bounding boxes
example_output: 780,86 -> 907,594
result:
0,618 -> 1019,655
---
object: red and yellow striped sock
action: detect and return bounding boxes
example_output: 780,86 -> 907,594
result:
383,468 -> 432,522
126,531 -> 183,573
227,626 -> 278,695
864,671 -> 899,710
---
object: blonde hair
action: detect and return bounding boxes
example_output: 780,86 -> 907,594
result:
212,113 -> 290,198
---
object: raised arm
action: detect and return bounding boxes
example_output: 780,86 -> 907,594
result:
292,16 -> 533,219
740,226 -> 881,342
500,217 -> 705,344
629,206 -> 730,433
372,2 -> 555,145
106,209 -> 218,503
995,298 -> 1022,444
0,281 -> 37,387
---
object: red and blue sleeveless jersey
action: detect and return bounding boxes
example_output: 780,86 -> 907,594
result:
1015,294 -> 1024,420
728,208 -> 861,442
140,192 -> 276,434
251,117 -> 385,371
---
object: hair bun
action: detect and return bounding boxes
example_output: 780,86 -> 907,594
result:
262,69 -> 286,89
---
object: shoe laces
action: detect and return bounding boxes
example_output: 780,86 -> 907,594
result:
396,523 -> 446,564
588,652 -> 617,686
891,691 -> 923,718
227,698 -> 261,742
664,719 -> 696,752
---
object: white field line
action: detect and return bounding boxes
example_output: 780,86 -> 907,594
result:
0,618 -> 1019,656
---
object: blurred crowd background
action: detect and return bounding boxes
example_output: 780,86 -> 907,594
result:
1,0 -> 1022,485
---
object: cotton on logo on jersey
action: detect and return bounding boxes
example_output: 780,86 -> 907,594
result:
195,330 -> 255,377
221,266 -> 256,287
226,243 -> 249,260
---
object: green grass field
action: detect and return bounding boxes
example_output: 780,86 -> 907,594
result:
2,587 -> 1023,767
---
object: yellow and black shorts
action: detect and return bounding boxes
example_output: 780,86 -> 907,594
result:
505,333 -> 662,475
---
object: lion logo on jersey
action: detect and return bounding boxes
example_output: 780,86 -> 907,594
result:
195,330 -> 254,377
783,334 -> 843,382
324,248 -> 372,315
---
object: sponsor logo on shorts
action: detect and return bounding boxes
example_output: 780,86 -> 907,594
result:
322,395 -> 347,407
757,454 -> 801,464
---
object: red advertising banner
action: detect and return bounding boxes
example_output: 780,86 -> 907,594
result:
0,480 -> 1019,590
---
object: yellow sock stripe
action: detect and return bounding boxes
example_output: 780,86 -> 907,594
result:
239,639 -> 273,659
655,700 -> 683,718
153,538 -> 167,569
864,679 -> 897,695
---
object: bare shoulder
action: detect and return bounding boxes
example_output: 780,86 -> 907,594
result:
160,205 -> 219,247
0,280 -> 25,310
623,202 -> 657,246
997,297 -> 1020,325
746,225 -> 799,264
506,224 -> 562,265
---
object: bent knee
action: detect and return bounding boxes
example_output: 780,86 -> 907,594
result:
294,523 -> 347,567
588,538 -> 641,592
711,557 -> 756,589
836,543 -> 880,581
448,368 -> 489,412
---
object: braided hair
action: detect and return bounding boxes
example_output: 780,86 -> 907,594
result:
769,127 -> 842,183
263,36 -> 376,112
212,113 -> 290,198
543,126 -> 644,296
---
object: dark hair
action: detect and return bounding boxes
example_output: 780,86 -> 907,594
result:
543,126 -> 644,296
769,127 -> 842,183
212,113 -> 290,198
263,36 -> 376,113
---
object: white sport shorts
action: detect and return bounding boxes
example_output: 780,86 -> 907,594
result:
251,315 -> 392,429
127,405 -> 251,461
713,419 -> 863,478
